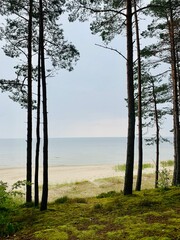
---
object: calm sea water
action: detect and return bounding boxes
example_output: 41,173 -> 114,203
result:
0,137 -> 174,168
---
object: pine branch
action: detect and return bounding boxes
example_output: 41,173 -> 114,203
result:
95,43 -> 127,60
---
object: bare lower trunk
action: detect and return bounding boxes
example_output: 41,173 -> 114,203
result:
34,40 -> 41,207
124,0 -> 135,195
152,81 -> 160,188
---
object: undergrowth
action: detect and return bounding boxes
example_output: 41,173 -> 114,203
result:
0,184 -> 180,240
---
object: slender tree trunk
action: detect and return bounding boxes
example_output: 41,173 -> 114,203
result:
176,46 -> 180,104
124,0 -> 135,195
173,116 -> 177,184
152,81 -> 160,188
134,0 -> 143,192
168,2 -> 180,185
26,0 -> 33,203
40,0 -> 48,211
34,38 -> 41,207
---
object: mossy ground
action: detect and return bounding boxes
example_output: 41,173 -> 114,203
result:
1,162 -> 178,239
1,186 -> 180,240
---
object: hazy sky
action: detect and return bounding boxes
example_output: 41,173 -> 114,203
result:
0,9 -> 172,139
0,15 -> 128,138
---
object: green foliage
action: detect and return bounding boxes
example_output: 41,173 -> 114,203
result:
66,0 -> 126,44
0,180 -> 27,237
158,168 -> 171,190
0,180 -> 26,207
0,181 -> 9,206
0,0 -> 80,108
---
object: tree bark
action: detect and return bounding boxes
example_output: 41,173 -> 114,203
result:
134,0 -> 143,192
167,1 -> 180,185
26,0 -> 33,203
124,0 -> 135,195
40,0 -> 48,211
151,81 -> 160,188
34,37 -> 41,207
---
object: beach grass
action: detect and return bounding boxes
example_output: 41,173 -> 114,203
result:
114,164 -> 126,172
114,162 -> 154,172
142,163 -> 154,169
160,160 -> 174,167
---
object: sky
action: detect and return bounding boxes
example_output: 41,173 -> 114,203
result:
0,8 -> 173,139
0,15 -> 129,138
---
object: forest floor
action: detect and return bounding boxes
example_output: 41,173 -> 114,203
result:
1,161 -> 180,240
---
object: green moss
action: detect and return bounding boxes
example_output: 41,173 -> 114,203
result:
35,229 -> 68,240
141,237 -> 171,240
93,203 -> 103,210
70,197 -> 87,203
54,196 -> 69,204
75,180 -> 89,185
96,191 -> 119,198
88,224 -> 105,231
106,230 -> 125,239
77,229 -> 99,240
2,185 -> 180,239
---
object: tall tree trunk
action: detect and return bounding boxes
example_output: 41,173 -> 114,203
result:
176,46 -> 180,105
124,0 -> 135,195
134,0 -> 143,192
152,81 -> 160,188
26,0 -> 33,203
34,38 -> 41,207
168,1 -> 180,185
40,0 -> 48,211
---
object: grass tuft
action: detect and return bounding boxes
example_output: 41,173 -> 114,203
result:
114,164 -> 126,172
96,191 -> 119,198
142,163 -> 154,169
54,196 -> 69,204
160,160 -> 174,167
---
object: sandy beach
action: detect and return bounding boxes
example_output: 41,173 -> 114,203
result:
1,164 -> 172,201
0,164 -> 124,186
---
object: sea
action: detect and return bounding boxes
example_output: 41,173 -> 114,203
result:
0,137 -> 174,168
